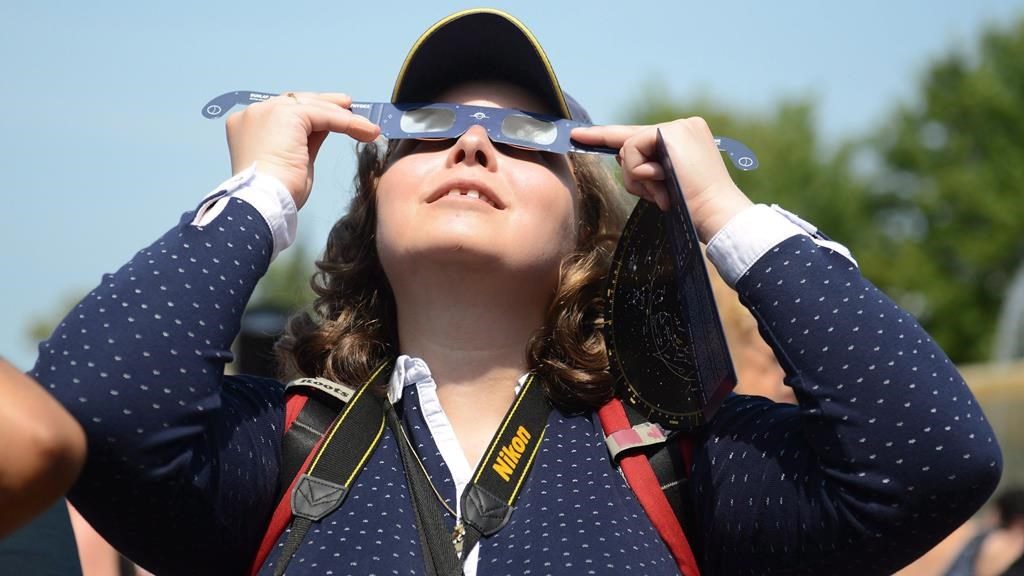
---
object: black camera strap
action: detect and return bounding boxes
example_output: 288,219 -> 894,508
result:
273,364 -> 550,576
272,362 -> 393,576
387,373 -> 551,576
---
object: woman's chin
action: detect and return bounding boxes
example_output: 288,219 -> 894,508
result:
384,223 -> 502,261
411,240 -> 507,267
383,239 -> 561,281
378,221 -> 569,282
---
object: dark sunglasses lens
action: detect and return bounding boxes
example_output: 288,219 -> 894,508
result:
400,108 -> 456,134
501,115 -> 558,146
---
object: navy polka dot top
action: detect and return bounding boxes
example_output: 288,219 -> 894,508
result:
33,199 -> 1002,575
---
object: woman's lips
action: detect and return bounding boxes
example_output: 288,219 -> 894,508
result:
427,179 -> 505,209
442,188 -> 497,208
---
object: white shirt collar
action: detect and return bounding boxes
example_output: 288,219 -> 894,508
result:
387,354 -> 529,405
382,354 -> 532,576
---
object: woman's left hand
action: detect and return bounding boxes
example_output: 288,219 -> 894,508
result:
571,118 -> 753,243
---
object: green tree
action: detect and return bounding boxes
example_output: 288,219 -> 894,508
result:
248,243 -> 316,312
628,90 -> 880,258
869,18 -> 1024,362
625,86 -> 893,299
628,15 -> 1024,365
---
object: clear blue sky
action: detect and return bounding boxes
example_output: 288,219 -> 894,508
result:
3,0 -> 1023,370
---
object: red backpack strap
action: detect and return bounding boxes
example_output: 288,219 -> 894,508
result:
285,393 -> 309,430
598,398 -> 701,576
253,377 -> 363,576
249,393 -> 322,575
250,372 -> 383,576
678,433 -> 694,471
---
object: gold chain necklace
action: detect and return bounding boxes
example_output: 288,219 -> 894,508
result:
393,416 -> 467,555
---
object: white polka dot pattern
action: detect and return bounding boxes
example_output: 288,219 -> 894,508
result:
34,200 -> 285,574
32,203 -> 1002,576
689,236 -> 1002,575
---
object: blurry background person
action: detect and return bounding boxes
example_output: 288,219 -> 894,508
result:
67,504 -> 153,576
0,358 -> 85,574
944,488 -> 1024,576
974,489 -> 1024,576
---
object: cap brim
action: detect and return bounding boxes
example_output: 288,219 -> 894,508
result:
391,9 -> 571,119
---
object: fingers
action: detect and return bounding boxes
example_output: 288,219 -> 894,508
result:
631,161 -> 665,181
298,98 -> 380,142
620,156 -> 669,210
617,126 -> 662,169
571,123 -> 669,208
580,118 -> 732,214
250,92 -> 380,142
570,125 -> 645,149
611,126 -> 670,210
225,91 -> 379,208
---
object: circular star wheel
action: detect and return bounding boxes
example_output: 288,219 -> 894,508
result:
604,199 -> 735,430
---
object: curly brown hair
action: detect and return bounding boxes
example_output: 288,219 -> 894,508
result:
277,140 -> 630,412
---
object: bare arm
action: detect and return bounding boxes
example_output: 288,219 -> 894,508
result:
0,358 -> 86,537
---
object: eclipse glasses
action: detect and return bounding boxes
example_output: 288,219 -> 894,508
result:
202,90 -> 759,171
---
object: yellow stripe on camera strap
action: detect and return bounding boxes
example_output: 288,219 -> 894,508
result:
272,361 -> 393,576
461,374 -> 549,543
389,373 -> 551,575
273,363 -> 551,576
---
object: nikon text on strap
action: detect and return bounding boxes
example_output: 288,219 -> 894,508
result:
386,373 -> 551,576
255,372 -> 703,576
458,373 -> 549,559
260,365 -> 550,576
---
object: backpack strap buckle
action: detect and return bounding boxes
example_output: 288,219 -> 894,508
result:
605,421 -> 669,461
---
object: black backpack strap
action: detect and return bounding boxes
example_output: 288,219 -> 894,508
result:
271,363 -> 393,576
276,391 -> 346,504
610,402 -> 696,535
646,431 -> 693,531
252,390 -> 348,574
386,403 -> 459,576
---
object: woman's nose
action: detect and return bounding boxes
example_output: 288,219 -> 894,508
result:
447,124 -> 498,170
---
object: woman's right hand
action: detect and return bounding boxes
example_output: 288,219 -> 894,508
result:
225,92 -> 380,209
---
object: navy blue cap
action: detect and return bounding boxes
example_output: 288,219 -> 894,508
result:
391,9 -> 590,122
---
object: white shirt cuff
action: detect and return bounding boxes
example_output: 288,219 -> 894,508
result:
191,163 -> 298,261
705,204 -> 857,287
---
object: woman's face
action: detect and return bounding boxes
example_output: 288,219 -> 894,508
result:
375,82 -> 579,289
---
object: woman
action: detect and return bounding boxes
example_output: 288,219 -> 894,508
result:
33,8 -> 1001,576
